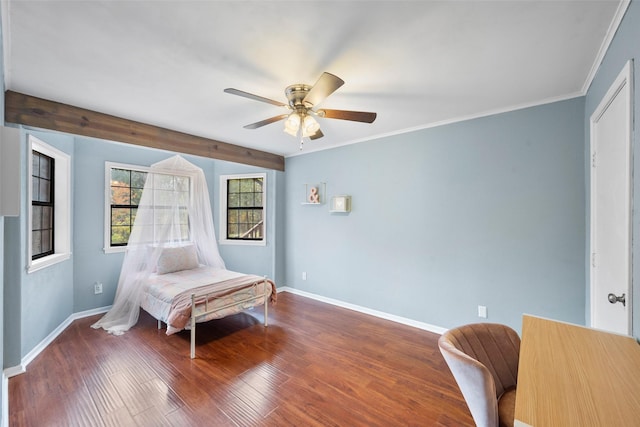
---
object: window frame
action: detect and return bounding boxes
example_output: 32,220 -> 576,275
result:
27,135 -> 71,273
103,162 -> 150,254
104,162 -> 195,253
219,173 -> 267,246
31,150 -> 55,260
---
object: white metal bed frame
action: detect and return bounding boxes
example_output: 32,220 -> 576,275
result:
156,279 -> 270,358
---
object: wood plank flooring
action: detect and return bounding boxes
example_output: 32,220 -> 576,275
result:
9,292 -> 473,426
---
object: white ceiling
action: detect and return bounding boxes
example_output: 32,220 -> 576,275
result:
2,0 -> 627,158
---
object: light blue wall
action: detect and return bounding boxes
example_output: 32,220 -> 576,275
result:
72,137 -> 221,312
284,97 -> 586,333
3,129 -> 75,367
585,0 -> 640,337
213,161 -> 284,282
72,137 -> 281,312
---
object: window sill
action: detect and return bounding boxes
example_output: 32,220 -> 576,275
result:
103,246 -> 126,254
219,239 -> 266,247
27,252 -> 71,274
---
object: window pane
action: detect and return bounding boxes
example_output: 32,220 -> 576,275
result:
228,209 -> 238,223
32,231 -> 42,255
180,225 -> 189,240
240,193 -> 253,207
39,155 -> 51,179
32,154 -> 40,178
228,224 -> 238,238
228,179 -> 239,193
112,208 -> 132,226
155,174 -> 174,190
42,206 -> 53,228
154,189 -> 174,205
111,168 -> 130,186
111,186 -> 131,204
239,179 -> 253,192
39,179 -> 51,203
254,178 -> 263,192
111,226 -> 130,245
41,230 -> 52,253
32,178 -> 40,202
175,176 -> 189,192
228,193 -> 239,208
131,188 -> 143,205
131,171 -> 147,188
32,206 -> 42,230
179,209 -> 189,225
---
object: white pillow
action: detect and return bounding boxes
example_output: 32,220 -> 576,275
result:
156,244 -> 199,274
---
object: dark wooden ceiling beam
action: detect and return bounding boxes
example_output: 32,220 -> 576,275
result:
4,90 -> 285,171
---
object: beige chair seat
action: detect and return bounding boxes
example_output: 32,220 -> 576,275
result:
498,386 -> 516,427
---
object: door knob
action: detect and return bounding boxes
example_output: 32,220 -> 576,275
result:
608,293 -> 626,307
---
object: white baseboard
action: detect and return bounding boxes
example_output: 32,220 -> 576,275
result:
278,286 -> 447,335
4,305 -> 112,379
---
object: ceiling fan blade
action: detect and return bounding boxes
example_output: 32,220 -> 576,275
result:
302,72 -> 345,107
319,109 -> 377,123
224,88 -> 287,107
309,129 -> 324,140
243,114 -> 289,129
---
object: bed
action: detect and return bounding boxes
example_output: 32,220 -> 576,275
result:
140,260 -> 276,358
92,156 -> 276,356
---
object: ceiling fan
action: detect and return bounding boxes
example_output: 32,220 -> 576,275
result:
224,72 -> 377,147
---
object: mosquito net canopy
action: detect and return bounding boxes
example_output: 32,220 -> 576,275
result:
92,155 -> 225,335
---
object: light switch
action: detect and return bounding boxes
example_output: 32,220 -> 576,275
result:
478,305 -> 487,318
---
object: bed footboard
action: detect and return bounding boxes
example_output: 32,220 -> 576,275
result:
189,279 -> 271,359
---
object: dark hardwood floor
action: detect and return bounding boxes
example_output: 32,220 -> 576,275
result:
9,292 -> 473,426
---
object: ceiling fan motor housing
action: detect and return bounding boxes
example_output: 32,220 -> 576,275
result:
285,84 -> 313,109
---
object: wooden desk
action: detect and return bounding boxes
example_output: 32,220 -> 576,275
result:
514,315 -> 640,427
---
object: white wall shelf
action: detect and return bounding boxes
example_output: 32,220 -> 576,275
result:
302,182 -> 326,205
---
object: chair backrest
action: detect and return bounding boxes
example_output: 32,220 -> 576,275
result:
438,323 -> 520,427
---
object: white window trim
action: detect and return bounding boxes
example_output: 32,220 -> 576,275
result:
219,173 -> 267,246
27,135 -> 71,273
103,161 -> 150,254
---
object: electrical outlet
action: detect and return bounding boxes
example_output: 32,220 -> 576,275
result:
302,272 -> 307,281
94,282 -> 103,295
478,305 -> 487,318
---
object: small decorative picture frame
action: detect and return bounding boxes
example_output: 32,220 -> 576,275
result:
330,195 -> 351,213
302,182 -> 326,205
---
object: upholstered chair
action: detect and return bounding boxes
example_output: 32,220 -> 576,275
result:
438,323 -> 520,427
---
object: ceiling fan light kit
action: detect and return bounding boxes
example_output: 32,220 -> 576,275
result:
224,72 -> 377,149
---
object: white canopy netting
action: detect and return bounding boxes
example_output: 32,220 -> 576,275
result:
92,155 -> 225,335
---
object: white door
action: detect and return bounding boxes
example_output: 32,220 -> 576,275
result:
590,60 -> 633,335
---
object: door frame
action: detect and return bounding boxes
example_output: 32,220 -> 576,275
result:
589,59 -> 634,334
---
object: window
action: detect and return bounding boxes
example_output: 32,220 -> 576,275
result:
109,166 -> 148,247
220,173 -> 266,246
148,172 -> 191,243
31,151 -> 55,259
28,135 -> 71,273
104,162 -> 191,252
